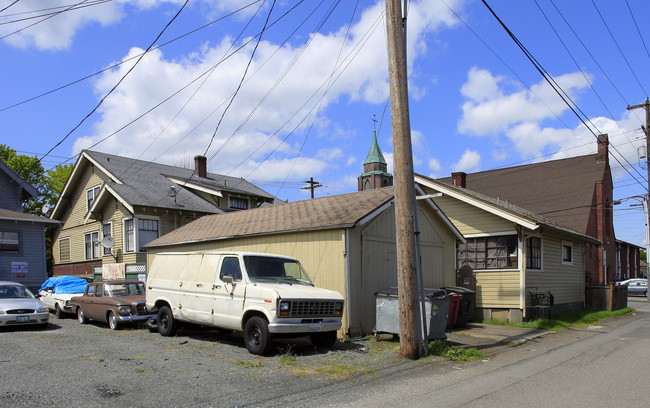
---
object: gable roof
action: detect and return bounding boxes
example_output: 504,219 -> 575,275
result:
145,186 -> 463,248
415,174 -> 600,244
51,150 -> 276,219
437,154 -> 607,236
0,159 -> 39,201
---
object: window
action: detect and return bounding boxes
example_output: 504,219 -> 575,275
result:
220,257 -> 242,281
124,219 -> 135,252
364,180 -> 371,190
229,197 -> 248,210
0,231 -> 20,253
102,223 -> 112,255
86,185 -> 101,210
562,241 -> 573,264
59,238 -> 71,262
457,235 -> 518,270
84,231 -> 100,260
526,237 -> 542,269
137,218 -> 158,251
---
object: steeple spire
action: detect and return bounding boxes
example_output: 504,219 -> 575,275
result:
358,116 -> 393,191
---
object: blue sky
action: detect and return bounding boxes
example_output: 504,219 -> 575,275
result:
1,0 -> 649,247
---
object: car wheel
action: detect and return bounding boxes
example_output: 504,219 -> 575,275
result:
157,306 -> 178,336
108,311 -> 119,330
77,307 -> 88,324
55,304 -> 64,319
309,331 -> 337,348
243,316 -> 273,355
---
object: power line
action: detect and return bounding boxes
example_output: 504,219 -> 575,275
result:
625,0 -> 650,60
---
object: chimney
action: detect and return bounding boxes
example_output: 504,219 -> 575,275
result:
451,172 -> 467,188
194,155 -> 207,178
597,134 -> 609,165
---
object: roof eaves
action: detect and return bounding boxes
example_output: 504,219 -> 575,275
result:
166,176 -> 224,197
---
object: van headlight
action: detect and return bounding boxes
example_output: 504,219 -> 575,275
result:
334,302 -> 343,316
279,301 -> 290,317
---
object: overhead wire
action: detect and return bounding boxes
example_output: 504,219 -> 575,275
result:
0,0 -> 21,14
0,0 -> 110,25
0,0 -> 93,40
625,0 -> 650,60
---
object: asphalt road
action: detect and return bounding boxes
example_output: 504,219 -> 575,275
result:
2,298 -> 647,407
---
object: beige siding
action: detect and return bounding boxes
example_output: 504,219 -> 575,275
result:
475,270 -> 521,308
432,196 -> 514,235
525,232 -> 584,307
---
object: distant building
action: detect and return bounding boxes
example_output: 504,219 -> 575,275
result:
358,128 -> 392,191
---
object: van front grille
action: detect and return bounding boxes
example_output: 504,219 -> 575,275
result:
286,301 -> 338,317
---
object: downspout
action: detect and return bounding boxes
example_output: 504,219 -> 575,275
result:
519,226 -> 526,318
345,230 -> 351,337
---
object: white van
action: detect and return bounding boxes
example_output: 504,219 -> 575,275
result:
146,251 -> 344,355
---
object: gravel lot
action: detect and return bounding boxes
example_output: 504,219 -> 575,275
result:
1,313 -> 447,408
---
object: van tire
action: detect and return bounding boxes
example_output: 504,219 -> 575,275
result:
244,316 -> 272,355
310,331 -> 337,348
157,306 -> 178,336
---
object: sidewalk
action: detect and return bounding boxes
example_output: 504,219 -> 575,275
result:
445,322 -> 550,352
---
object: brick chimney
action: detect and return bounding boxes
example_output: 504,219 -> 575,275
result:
597,134 -> 609,165
194,155 -> 207,178
451,172 -> 467,188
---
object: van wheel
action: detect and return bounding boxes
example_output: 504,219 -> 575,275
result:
244,316 -> 273,355
108,312 -> 119,330
310,331 -> 337,348
157,306 -> 178,336
77,308 -> 88,324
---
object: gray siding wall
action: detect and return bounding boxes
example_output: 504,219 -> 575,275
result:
0,220 -> 48,291
0,170 -> 22,211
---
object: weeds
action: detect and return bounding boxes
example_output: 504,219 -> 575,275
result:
278,345 -> 297,365
485,307 -> 635,332
428,340 -> 485,362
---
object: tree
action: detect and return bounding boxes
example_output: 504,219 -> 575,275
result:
0,144 -> 72,216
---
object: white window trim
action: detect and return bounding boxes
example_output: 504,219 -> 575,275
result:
84,231 -> 100,260
136,216 -> 160,252
562,241 -> 574,265
102,222 -> 112,256
58,237 -> 71,262
123,217 -> 135,253
86,185 -> 101,211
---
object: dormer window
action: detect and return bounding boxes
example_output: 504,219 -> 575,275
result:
229,197 -> 248,210
86,185 -> 101,210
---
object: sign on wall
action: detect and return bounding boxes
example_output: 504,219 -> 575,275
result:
102,263 -> 126,280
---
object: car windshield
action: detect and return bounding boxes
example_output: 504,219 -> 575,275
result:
243,256 -> 313,286
104,282 -> 145,297
0,285 -> 35,299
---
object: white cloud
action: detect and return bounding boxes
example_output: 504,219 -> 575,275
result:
427,158 -> 441,178
452,149 -> 480,172
70,0 -> 466,184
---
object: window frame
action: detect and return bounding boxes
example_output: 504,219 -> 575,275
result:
86,185 -> 101,211
58,237 -> 71,262
526,236 -> 542,270
123,218 -> 135,253
229,196 -> 249,210
84,231 -> 100,260
456,233 -> 519,271
0,230 -> 21,254
123,216 -> 160,253
562,241 -> 574,265
137,217 -> 159,252
102,222 -> 112,256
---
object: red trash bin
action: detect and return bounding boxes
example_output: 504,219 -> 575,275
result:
447,293 -> 461,329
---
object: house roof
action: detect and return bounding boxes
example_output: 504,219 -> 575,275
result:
437,154 -> 607,237
51,150 -> 277,219
415,174 -> 601,245
0,208 -> 60,225
0,159 -> 39,201
146,186 -> 463,248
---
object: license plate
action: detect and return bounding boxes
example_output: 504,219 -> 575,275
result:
308,322 -> 322,332
16,316 -> 29,323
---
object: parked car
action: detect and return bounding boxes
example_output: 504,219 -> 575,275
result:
70,281 -> 155,330
0,281 -> 49,328
38,276 -> 88,318
146,251 -> 344,355
624,279 -> 647,296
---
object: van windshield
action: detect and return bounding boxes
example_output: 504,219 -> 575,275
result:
243,256 -> 314,286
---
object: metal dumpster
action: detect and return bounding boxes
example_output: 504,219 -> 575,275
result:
374,287 -> 449,340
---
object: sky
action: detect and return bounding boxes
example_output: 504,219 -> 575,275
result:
1,0 -> 649,247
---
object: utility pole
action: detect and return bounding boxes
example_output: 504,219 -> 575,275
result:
302,177 -> 322,199
627,99 -> 650,297
386,0 -> 421,359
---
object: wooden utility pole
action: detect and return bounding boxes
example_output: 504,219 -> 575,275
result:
385,0 -> 420,360
302,177 -> 322,199
627,99 -> 650,297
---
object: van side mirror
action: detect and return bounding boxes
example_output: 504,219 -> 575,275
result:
222,275 -> 234,284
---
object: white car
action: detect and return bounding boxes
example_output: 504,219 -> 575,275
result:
38,276 -> 88,318
0,281 -> 49,328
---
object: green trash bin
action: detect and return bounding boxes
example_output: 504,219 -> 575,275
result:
442,286 -> 475,327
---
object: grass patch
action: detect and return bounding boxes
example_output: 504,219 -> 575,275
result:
313,364 -> 376,380
237,360 -> 264,368
278,345 -> 297,365
428,340 -> 485,362
485,307 -> 635,332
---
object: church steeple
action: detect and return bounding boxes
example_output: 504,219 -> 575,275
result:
358,117 -> 393,191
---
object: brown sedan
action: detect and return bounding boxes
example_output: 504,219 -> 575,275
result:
70,281 -> 155,330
